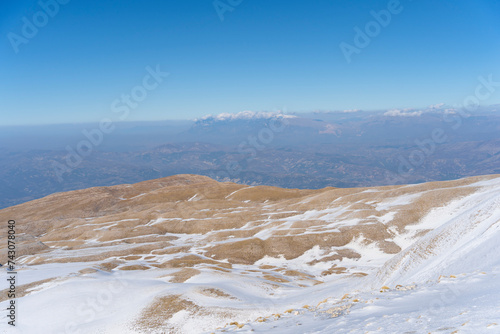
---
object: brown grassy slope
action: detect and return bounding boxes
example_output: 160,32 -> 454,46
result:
0,173 -> 497,268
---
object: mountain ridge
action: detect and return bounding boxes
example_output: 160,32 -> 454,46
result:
1,173 -> 499,333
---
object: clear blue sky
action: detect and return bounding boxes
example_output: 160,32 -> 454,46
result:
1,0 -> 500,125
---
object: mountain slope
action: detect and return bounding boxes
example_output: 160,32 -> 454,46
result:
0,174 -> 499,333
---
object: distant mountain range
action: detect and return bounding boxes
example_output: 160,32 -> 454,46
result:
0,105 -> 499,209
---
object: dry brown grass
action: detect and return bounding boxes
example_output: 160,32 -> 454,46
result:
78,268 -> 98,275
119,264 -> 150,271
0,234 -> 50,264
389,186 -> 478,231
26,241 -> 174,265
262,274 -> 290,283
281,270 -> 314,279
151,246 -> 191,255
161,268 -> 201,283
158,255 -> 233,269
97,260 -> 124,272
134,293 -> 239,333
205,232 -> 355,264
203,265 -> 231,273
0,278 -> 56,302
308,248 -> 361,265
197,288 -> 238,300
121,255 -> 142,261
321,265 -> 347,276
228,186 -> 317,202
135,294 -> 198,331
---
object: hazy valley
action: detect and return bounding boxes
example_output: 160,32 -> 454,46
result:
1,107 -> 499,209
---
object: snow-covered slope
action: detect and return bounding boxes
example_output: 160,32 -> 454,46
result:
227,176 -> 500,334
0,174 -> 499,333
372,177 -> 500,287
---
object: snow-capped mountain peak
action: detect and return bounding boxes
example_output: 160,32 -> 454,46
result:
194,110 -> 296,123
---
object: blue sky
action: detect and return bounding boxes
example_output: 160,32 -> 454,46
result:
1,0 -> 500,125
